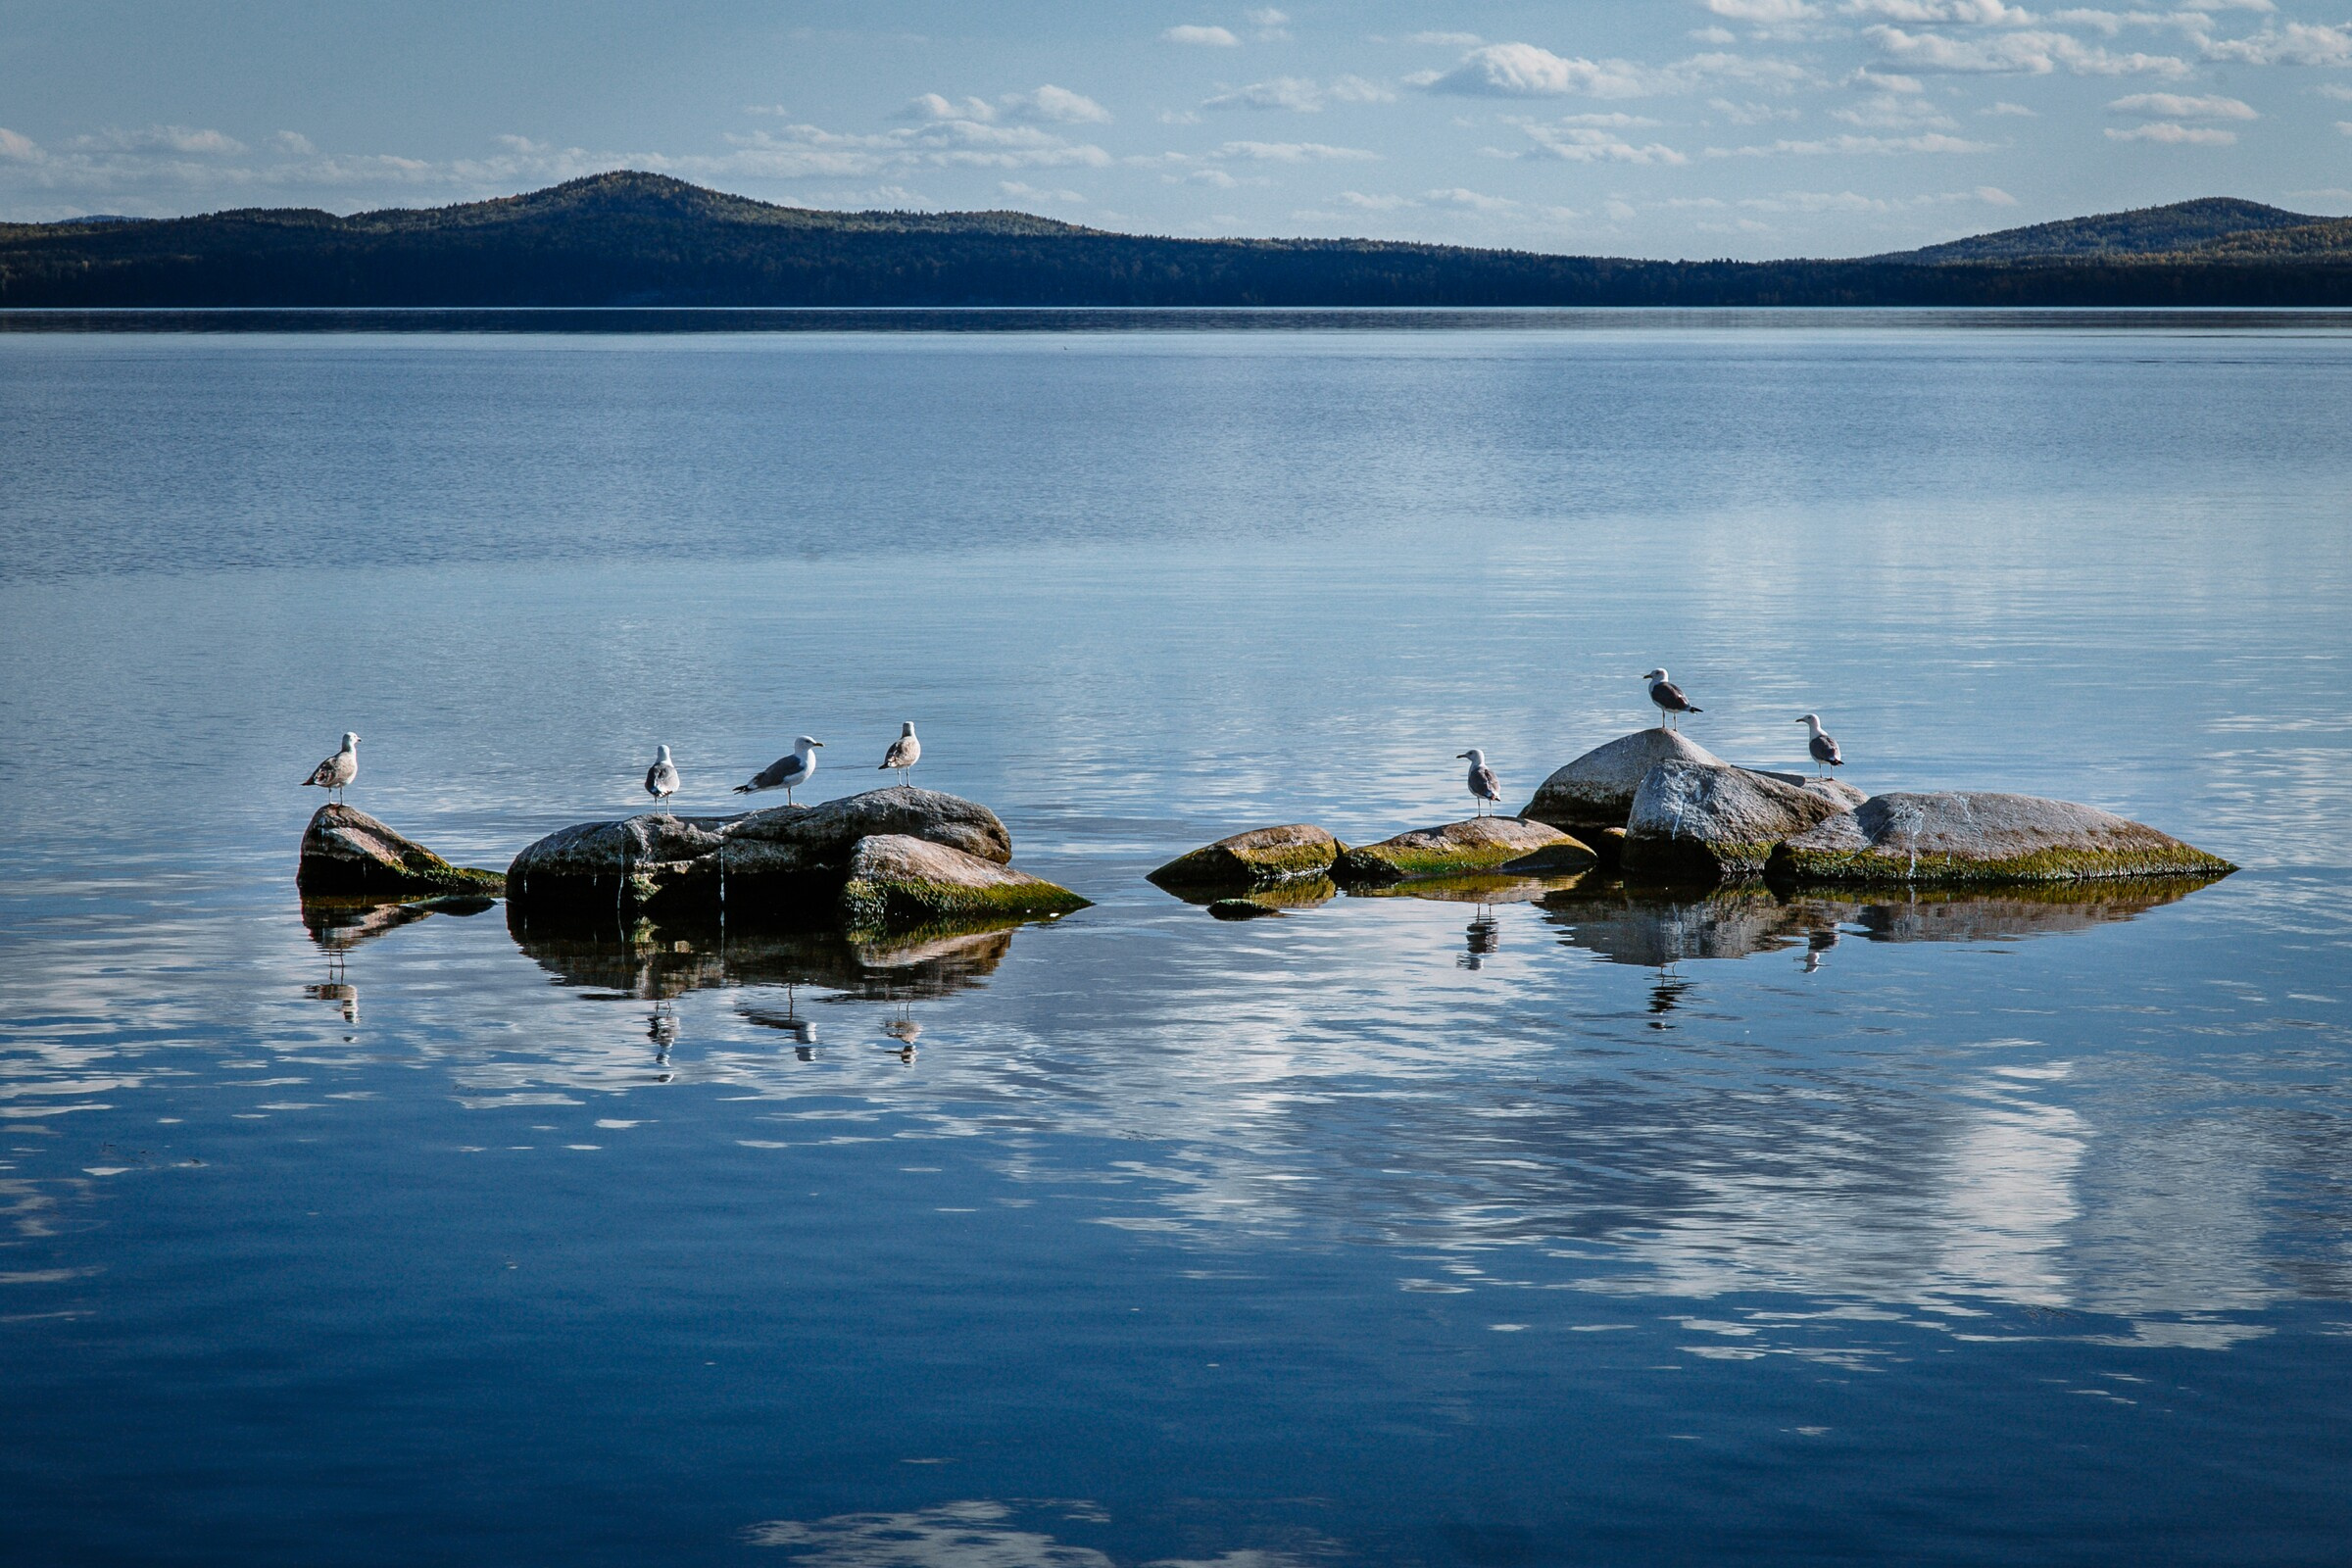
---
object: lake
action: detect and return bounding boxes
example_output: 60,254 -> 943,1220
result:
2,314 -> 2349,1565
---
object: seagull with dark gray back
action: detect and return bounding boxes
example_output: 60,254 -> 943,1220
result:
1796,712 -> 1842,777
735,736 -> 823,804
303,732 -> 360,804
1458,749 -> 1502,817
1642,668 -> 1700,730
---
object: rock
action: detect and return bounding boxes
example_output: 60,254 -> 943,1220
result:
1148,824 -> 1343,890
837,834 -> 1089,930
1207,898 -> 1282,920
1621,760 -> 1859,881
1334,816 -> 1593,885
1522,729 -> 1726,836
1768,792 -> 2236,886
298,805 -> 506,898
506,785 -> 1014,916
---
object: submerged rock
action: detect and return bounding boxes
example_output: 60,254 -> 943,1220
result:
298,805 -> 506,898
1148,824 -> 1343,891
1522,729 -> 1726,836
1334,816 -> 1592,885
837,833 -> 1089,930
505,786 -> 1020,919
1768,792 -> 2235,885
1207,898 -> 1283,920
1621,760 -> 1859,881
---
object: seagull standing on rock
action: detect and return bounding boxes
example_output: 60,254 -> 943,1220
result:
644,746 -> 681,811
1458,749 -> 1502,817
302,733 -> 360,805
1642,668 -> 1701,730
735,736 -> 823,804
878,723 -> 920,784
1796,713 -> 1843,777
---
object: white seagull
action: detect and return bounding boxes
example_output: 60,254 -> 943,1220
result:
1642,667 -> 1701,730
644,745 -> 680,810
1457,748 -> 1502,817
302,732 -> 361,804
1796,712 -> 1843,777
878,722 -> 920,783
735,735 -> 823,804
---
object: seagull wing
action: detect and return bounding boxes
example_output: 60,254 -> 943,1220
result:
1471,764 -> 1501,801
736,753 -> 809,793
880,736 -> 916,769
1653,679 -> 1696,712
1813,732 -> 1842,766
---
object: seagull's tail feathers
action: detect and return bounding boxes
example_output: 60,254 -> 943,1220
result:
732,782 -> 759,795
1688,703 -> 1704,713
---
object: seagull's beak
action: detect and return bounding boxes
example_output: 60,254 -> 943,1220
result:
812,741 -> 825,748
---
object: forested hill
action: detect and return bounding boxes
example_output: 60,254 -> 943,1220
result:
3,172 -> 2348,309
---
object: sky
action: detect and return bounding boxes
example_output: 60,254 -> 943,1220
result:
2,1 -> 2349,257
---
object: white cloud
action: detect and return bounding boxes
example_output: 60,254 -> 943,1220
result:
1717,130 -> 1999,152
1246,8 -> 1290,24
1983,99 -> 2037,114
1867,24 -> 2191,74
2202,22 -> 2352,66
1424,185 -> 1519,210
1510,117 -> 1690,163
1423,42 -> 1662,97
1204,74 -> 1395,111
2107,91 -> 2255,119
1836,91 -> 1961,125
1005,85 -> 1114,124
2104,121 -> 2236,142
1706,0 -> 1820,20
1404,31 -> 1484,46
2320,82 -> 2352,102
1335,189 -> 1415,209
907,86 -> 1111,125
2341,120 -> 2352,134
0,126 -> 38,161
271,131 -> 318,156
999,180 -> 1086,203
1844,0 -> 2034,22
1212,139 -> 1379,161
68,125 -> 247,155
1714,97 -> 1806,122
720,118 -> 1113,177
1163,24 -> 1241,46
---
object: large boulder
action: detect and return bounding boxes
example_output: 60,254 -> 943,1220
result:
1621,760 -> 1860,881
1768,792 -> 2235,886
1148,824 -> 1343,890
298,805 -> 506,898
837,834 -> 1088,930
1522,729 -> 1727,837
506,786 -> 1015,917
1334,816 -> 1593,885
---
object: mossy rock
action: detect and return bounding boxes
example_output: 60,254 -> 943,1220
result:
1622,760 -> 1856,882
1770,792 -> 2235,886
1148,824 -> 1343,891
838,833 -> 1089,931
1334,817 -> 1592,885
298,805 -> 506,898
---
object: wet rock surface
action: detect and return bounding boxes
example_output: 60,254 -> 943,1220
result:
505,787 -> 1038,923
1335,816 -> 1592,885
838,833 -> 1088,930
1621,760 -> 1859,880
1521,729 -> 1726,836
298,805 -> 507,898
1148,823 -> 1344,890
1770,791 -> 2235,885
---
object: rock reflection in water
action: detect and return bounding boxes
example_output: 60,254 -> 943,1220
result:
299,894 -> 498,1026
1541,876 -> 2218,967
508,907 -> 1022,1003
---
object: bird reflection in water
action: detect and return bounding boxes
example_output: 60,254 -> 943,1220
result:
741,983 -> 819,1061
647,1001 -> 679,1070
1457,905 -> 1501,971
883,1008 -> 922,1064
1649,966 -> 1691,1026
1804,926 -> 1840,974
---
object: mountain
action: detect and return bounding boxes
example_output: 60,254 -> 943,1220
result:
1873,197 -> 2319,264
3,172 -> 2347,310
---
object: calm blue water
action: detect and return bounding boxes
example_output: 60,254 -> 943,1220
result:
2,318 -> 2350,1566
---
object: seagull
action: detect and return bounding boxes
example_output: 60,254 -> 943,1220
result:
1457,748 -> 1502,817
878,722 -> 920,784
1795,712 -> 1843,777
1642,668 -> 1701,730
302,732 -> 360,805
644,745 -> 680,811
735,735 -> 823,804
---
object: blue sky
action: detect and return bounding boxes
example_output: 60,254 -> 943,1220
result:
3,1 -> 2348,255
